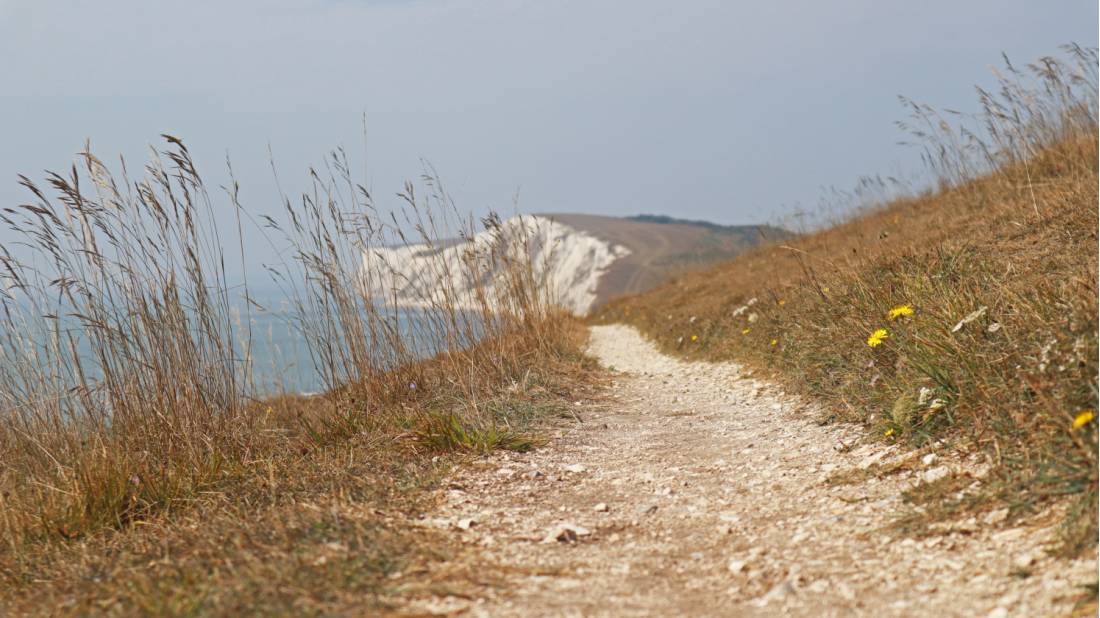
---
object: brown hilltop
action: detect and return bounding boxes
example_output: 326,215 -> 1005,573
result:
542,213 -> 789,309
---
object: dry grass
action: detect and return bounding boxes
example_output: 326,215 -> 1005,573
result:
0,340 -> 598,615
0,138 -> 595,613
600,45 -> 1098,553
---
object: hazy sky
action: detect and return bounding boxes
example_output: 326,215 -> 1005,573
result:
1,1 -> 1095,271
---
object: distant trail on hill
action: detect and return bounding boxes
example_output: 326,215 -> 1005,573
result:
398,325 -> 1096,616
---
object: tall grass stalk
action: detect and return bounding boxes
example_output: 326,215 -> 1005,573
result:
603,44 -> 1099,552
0,138 -> 567,551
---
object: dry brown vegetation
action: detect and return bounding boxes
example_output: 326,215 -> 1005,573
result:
545,213 -> 788,308
1,43 -> 1095,615
0,140 -> 595,614
600,46 -> 1099,554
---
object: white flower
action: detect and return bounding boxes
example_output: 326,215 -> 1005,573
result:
917,387 -> 933,405
1038,339 -> 1057,372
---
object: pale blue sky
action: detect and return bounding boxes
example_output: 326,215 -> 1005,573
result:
0,1 -> 1095,271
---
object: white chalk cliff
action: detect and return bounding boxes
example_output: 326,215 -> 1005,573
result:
361,215 -> 629,316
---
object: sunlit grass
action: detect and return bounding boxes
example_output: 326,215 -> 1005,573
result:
602,45 -> 1099,553
0,137 -> 581,554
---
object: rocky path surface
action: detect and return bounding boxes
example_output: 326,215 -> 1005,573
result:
402,325 -> 1096,617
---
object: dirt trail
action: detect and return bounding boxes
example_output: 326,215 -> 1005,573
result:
402,325 -> 1096,617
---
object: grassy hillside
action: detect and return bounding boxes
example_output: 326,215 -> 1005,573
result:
599,47 -> 1099,553
546,213 -> 789,308
0,144 -> 597,614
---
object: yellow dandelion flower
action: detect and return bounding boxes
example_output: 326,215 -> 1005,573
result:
770,339 -> 778,347
822,286 -> 830,293
777,299 -> 786,306
888,304 -> 914,320
884,428 -> 895,437
1073,410 -> 1094,430
867,328 -> 889,347
691,334 -> 699,342
742,328 -> 750,335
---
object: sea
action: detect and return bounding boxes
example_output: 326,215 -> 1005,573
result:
0,289 -> 480,400
238,295 -> 478,395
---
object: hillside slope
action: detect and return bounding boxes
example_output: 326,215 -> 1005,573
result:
600,133 -> 1098,555
545,213 -> 787,307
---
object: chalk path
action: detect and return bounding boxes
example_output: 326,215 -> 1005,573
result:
399,325 -> 1096,617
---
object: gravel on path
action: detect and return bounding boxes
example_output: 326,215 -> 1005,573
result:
398,324 -> 1096,617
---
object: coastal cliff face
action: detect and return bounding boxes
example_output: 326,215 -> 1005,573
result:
546,214 -> 787,305
361,213 -> 783,316
361,215 -> 630,316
